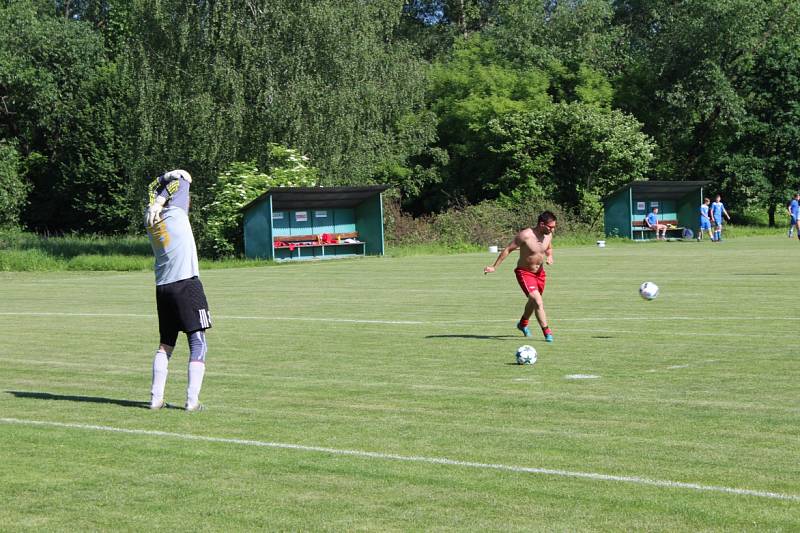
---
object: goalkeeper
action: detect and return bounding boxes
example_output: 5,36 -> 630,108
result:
144,169 -> 211,412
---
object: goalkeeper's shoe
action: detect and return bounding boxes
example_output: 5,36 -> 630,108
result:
516,322 -> 532,337
185,401 -> 204,413
149,398 -> 166,410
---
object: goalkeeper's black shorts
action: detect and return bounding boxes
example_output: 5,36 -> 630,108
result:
156,276 -> 211,345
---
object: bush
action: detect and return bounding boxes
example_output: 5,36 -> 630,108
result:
386,197 -> 592,249
432,201 -> 517,247
383,198 -> 437,246
0,249 -> 59,271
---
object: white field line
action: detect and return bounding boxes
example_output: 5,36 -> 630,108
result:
1,417 -> 797,503
564,328 -> 799,339
0,311 -> 796,325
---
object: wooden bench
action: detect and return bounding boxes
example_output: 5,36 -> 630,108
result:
631,219 -> 684,240
272,231 -> 365,258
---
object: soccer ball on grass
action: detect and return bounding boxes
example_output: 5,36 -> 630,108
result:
639,281 -> 659,300
515,345 -> 537,365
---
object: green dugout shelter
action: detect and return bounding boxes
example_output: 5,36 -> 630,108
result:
603,180 -> 712,240
242,185 -> 389,261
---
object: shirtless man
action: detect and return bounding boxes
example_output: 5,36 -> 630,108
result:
484,211 -> 556,342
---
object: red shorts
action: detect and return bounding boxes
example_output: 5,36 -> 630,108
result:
514,267 -> 546,296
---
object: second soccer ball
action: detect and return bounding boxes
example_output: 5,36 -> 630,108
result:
639,281 -> 659,300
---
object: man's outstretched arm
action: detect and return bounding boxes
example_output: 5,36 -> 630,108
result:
484,239 -> 519,273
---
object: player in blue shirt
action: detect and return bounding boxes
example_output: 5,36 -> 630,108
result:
698,198 -> 713,241
710,194 -> 730,242
787,193 -> 800,238
646,207 -> 667,240
145,169 -> 211,412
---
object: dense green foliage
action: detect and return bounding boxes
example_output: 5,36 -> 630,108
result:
489,103 -> 654,228
615,0 -> 800,224
2,0 -> 800,247
0,0 -> 127,232
0,141 -> 29,226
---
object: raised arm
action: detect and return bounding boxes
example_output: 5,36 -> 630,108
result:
147,170 -> 192,204
145,169 -> 193,226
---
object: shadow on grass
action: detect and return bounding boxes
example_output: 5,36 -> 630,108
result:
5,390 -> 164,410
425,334 -> 520,340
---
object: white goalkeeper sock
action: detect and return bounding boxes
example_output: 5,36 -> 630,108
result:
187,361 -> 205,406
151,350 -> 169,402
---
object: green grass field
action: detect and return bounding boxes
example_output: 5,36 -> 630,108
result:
1,236 -> 798,530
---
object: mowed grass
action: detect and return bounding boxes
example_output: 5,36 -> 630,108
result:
1,236 -> 798,530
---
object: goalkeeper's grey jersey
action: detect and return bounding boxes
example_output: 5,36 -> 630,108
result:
146,206 -> 200,286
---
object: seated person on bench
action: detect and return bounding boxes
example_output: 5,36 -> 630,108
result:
646,207 -> 668,240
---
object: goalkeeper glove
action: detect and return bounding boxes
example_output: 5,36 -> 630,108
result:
145,195 -> 167,227
162,169 -> 192,183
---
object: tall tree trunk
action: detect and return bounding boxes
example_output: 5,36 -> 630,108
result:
768,203 -> 776,227
459,0 -> 468,39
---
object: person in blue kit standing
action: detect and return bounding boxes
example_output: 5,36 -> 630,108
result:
710,194 -> 731,242
144,169 -> 211,412
787,193 -> 800,239
646,207 -> 668,240
698,198 -> 713,241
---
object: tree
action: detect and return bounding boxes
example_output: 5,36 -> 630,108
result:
615,0 -> 800,224
0,1 -> 128,232
725,1 -> 800,224
417,34 -> 551,211
489,102 -> 655,226
401,1 -> 500,40
491,0 -> 629,78
418,17 -> 628,213
116,0 -> 433,225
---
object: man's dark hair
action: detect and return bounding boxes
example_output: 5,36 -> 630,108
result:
538,211 -> 557,224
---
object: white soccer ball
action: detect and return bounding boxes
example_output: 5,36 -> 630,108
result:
515,345 -> 538,365
639,281 -> 659,300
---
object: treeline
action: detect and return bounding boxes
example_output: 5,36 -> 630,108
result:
1,0 -> 799,242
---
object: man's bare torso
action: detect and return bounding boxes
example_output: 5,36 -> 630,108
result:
515,227 -> 551,271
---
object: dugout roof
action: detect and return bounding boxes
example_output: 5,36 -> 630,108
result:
242,185 -> 391,212
607,180 -> 713,200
